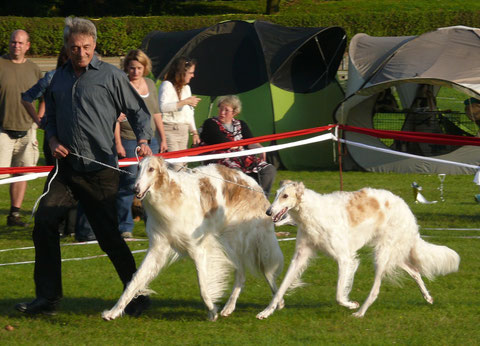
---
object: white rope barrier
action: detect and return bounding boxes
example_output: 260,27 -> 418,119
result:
0,249 -> 148,267
339,138 -> 480,170
2,128 -> 480,266
0,239 -> 298,266
0,172 -> 49,184
0,238 -> 148,253
0,133 -> 334,185
1,231 -> 477,267
3,130 -> 480,185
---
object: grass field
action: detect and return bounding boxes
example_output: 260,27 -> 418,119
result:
0,166 -> 479,344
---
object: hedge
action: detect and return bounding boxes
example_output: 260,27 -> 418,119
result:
1,11 -> 479,56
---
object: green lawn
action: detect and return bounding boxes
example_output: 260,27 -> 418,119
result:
0,166 -> 479,344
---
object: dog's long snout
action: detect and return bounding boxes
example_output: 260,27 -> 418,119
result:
133,184 -> 140,196
266,206 -> 272,216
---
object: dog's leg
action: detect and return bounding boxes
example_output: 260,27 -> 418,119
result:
261,233 -> 285,310
400,263 -> 433,304
263,270 -> 284,310
194,248 -> 219,322
256,244 -> 314,320
102,237 -> 172,321
336,256 -> 360,309
220,269 -> 245,317
352,263 -> 386,318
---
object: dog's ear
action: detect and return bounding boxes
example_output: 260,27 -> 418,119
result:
295,182 -> 305,199
151,156 -> 166,173
279,180 -> 292,187
150,156 -> 168,189
156,156 -> 166,167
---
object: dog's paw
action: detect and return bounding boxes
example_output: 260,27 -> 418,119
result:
352,311 -> 365,318
277,299 -> 285,310
207,307 -> 218,322
256,306 -> 275,320
220,304 -> 235,317
340,300 -> 360,310
102,309 -> 121,321
425,295 -> 434,304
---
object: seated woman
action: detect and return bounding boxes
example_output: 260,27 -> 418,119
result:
200,95 -> 276,196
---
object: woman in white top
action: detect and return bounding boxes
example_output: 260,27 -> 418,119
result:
158,56 -> 201,169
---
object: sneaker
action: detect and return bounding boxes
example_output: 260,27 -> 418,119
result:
121,232 -> 133,239
7,214 -> 28,227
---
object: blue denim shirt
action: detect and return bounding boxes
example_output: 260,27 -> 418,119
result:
45,55 -> 152,172
21,69 -> 56,129
21,69 -> 56,103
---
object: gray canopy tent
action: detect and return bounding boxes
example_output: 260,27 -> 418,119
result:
335,26 -> 480,174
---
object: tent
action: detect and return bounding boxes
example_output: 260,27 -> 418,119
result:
335,26 -> 480,174
141,20 -> 346,170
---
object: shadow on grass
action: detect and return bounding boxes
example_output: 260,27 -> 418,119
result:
1,297 -> 334,321
0,226 -> 33,241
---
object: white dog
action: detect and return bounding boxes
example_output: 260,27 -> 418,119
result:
102,156 -> 284,321
257,181 -> 460,319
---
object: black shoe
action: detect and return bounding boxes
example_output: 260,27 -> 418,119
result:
125,295 -> 151,317
76,234 -> 96,242
15,297 -> 58,315
7,214 -> 28,227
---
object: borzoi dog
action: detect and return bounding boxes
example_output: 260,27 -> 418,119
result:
102,156 -> 284,321
257,181 -> 460,319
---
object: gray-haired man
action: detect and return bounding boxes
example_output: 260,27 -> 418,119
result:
16,17 -> 152,316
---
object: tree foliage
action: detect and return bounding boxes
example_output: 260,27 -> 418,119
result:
0,0 -> 179,17
266,0 -> 281,14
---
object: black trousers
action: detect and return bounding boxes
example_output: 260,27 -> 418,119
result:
32,160 -> 137,301
247,164 -> 276,197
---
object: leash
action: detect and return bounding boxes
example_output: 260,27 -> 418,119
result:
70,151 -> 135,175
185,167 -> 267,195
30,159 -> 60,222
30,148 -> 143,220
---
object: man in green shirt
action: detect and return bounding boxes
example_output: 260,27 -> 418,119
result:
0,29 -> 42,227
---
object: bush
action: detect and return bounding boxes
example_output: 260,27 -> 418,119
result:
0,11 -> 479,56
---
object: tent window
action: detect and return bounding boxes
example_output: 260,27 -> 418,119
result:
372,86 -> 478,157
272,30 -> 344,93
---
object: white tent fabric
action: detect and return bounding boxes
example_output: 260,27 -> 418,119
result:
336,26 -> 480,174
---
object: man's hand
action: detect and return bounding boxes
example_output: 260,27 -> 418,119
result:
49,136 -> 70,159
136,142 -> 152,157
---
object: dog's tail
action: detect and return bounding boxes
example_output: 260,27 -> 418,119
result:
411,237 -> 460,280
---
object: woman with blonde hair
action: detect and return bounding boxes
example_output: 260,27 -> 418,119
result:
114,49 -> 167,238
